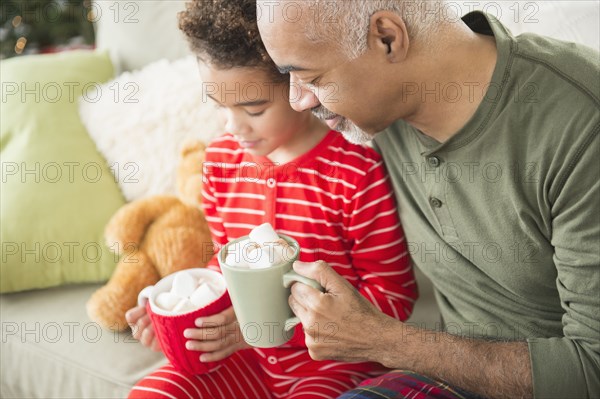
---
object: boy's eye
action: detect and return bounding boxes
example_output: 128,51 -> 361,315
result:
246,110 -> 265,117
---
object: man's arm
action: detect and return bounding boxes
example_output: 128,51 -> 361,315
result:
525,127 -> 600,398
379,318 -> 533,398
289,261 -> 533,399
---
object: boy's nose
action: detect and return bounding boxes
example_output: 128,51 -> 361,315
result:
225,115 -> 250,137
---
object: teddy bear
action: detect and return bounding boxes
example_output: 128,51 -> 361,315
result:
86,140 -> 214,331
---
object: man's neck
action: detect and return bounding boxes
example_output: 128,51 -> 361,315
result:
404,29 -> 498,143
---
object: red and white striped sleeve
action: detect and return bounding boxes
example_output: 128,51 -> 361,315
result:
345,159 -> 418,321
201,147 -> 229,272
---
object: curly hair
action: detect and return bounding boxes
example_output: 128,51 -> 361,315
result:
178,0 -> 285,82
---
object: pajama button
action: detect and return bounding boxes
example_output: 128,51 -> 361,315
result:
267,178 -> 276,188
267,356 -> 277,364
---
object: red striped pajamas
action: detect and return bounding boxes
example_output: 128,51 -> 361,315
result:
130,130 -> 417,399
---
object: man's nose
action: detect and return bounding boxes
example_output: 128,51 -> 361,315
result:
289,78 -> 321,112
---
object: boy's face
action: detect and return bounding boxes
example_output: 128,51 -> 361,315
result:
199,64 -> 311,158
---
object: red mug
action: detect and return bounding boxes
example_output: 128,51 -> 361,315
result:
137,268 -> 231,374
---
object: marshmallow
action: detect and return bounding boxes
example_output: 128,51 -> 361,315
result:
249,223 -> 280,246
155,292 -> 181,311
171,272 -> 197,298
247,241 -> 294,269
224,239 -> 255,268
190,283 -> 221,308
247,246 -> 273,269
172,298 -> 198,314
226,224 -> 296,269
154,270 -> 227,315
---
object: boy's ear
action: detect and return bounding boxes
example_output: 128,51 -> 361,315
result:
367,11 -> 410,63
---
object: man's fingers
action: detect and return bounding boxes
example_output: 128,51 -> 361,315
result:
288,290 -> 309,320
293,260 -> 352,295
290,281 -> 321,311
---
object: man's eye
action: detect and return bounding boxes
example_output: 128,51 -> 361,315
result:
308,77 -> 320,87
246,110 -> 265,117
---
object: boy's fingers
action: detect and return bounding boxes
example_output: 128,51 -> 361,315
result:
186,338 -> 224,352
195,306 -> 236,327
140,326 -> 155,348
185,326 -> 242,351
131,315 -> 151,340
125,305 -> 146,323
184,320 -> 240,341
198,346 -> 237,363
151,339 -> 162,352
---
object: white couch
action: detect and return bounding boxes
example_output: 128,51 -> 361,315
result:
1,1 -> 598,398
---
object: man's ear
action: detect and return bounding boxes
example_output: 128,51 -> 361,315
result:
367,11 -> 409,63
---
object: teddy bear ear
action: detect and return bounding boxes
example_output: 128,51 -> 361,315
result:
180,139 -> 206,156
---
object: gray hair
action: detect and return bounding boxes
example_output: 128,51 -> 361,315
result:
305,0 -> 452,59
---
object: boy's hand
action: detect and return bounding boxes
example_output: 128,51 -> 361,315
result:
184,306 -> 250,362
125,305 -> 162,352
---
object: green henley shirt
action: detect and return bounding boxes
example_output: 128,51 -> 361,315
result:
373,12 -> 599,398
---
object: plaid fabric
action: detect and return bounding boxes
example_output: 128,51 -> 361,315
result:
337,370 -> 485,399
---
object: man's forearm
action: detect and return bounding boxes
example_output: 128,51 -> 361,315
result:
376,323 -> 534,399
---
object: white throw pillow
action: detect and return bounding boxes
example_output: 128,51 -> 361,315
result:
79,56 -> 224,202
93,0 -> 191,73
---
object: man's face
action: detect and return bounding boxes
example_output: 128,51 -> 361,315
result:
257,1 -> 401,143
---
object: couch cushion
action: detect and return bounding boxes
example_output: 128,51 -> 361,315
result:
0,284 -> 167,398
0,51 -> 125,293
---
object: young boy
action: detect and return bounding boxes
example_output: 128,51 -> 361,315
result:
127,1 -> 417,398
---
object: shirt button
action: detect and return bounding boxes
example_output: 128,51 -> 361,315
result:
427,156 -> 441,168
430,197 -> 443,208
266,178 -> 276,188
267,356 -> 277,365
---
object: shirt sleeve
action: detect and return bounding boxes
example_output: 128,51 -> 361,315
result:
345,160 -> 418,322
201,156 -> 228,272
527,130 -> 600,398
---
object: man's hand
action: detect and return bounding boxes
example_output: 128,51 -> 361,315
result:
125,305 -> 162,352
288,260 -> 399,364
289,261 -> 534,399
184,306 -> 251,362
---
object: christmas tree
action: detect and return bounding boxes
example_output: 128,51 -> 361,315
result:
1,0 -> 95,59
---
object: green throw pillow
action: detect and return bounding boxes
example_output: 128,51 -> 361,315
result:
1,51 -> 125,293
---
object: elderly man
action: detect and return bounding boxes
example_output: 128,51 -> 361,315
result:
257,1 -> 599,398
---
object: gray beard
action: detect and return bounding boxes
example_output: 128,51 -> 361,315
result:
337,118 -> 373,144
311,106 -> 373,144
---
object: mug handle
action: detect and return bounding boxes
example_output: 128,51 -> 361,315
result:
137,285 -> 154,307
282,270 -> 324,331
